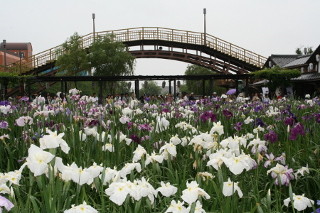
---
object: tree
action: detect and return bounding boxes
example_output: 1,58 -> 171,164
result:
56,33 -> 90,76
89,35 -> 135,76
296,47 -> 313,55
139,81 -> 161,96
89,34 -> 135,94
253,66 -> 300,96
184,65 -> 223,95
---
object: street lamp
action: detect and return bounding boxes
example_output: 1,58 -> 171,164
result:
3,40 -> 7,71
203,8 -> 207,46
91,13 -> 96,77
92,13 -> 96,42
19,51 -> 23,74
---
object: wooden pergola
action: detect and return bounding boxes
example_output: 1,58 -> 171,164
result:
18,74 -> 251,103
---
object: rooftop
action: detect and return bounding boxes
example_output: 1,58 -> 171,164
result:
0,42 -> 32,51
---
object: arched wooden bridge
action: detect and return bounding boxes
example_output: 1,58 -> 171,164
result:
11,27 -> 267,75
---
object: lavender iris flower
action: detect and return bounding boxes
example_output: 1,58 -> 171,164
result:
0,121 -> 8,129
0,195 -> 14,212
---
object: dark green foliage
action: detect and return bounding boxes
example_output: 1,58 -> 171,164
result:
253,66 -> 300,91
184,65 -> 225,95
139,81 -> 161,96
56,33 -> 90,76
296,47 -> 313,55
89,35 -> 135,77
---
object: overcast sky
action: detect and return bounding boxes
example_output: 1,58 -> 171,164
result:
1,0 -> 319,75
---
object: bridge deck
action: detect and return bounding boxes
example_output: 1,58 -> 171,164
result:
4,27 -> 267,74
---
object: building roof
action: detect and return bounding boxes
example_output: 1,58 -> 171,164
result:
0,42 -> 32,51
291,73 -> 320,82
267,55 -> 298,67
250,79 -> 269,86
306,45 -> 320,64
283,55 -> 311,68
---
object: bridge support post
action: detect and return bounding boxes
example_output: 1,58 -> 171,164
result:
202,79 -> 205,97
209,79 -> 214,94
245,77 -> 249,97
60,81 -> 63,95
98,81 -> 103,105
135,80 -> 139,99
64,82 -> 68,96
235,80 -> 239,96
3,80 -> 8,100
27,80 -> 31,100
169,80 -> 172,94
173,79 -> 177,100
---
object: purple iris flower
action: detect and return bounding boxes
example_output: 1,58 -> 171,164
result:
88,119 -> 99,127
222,109 -> 233,119
200,111 -> 217,122
284,117 -> 295,126
264,130 -> 278,143
254,105 -> 263,112
255,118 -> 265,127
162,108 -> 170,113
234,122 -> 243,131
127,122 -> 134,129
0,121 -> 8,129
0,101 -> 10,106
20,96 -> 29,102
289,123 -> 305,140
130,135 -> 141,144
138,124 -> 152,131
314,114 -> 320,123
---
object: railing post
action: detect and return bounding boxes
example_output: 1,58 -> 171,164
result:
126,29 -> 129,41
186,32 -> 189,43
229,44 -> 232,56
171,29 -> 174,42
49,49 -> 52,61
33,56 -> 36,68
142,27 -> 144,40
157,27 -> 159,40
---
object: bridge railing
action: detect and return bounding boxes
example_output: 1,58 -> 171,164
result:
7,27 -> 266,74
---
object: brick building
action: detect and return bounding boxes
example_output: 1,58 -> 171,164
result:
0,42 -> 33,71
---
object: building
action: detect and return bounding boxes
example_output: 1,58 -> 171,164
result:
0,41 -> 33,71
264,45 -> 320,97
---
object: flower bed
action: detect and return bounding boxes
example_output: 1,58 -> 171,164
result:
0,90 -> 319,212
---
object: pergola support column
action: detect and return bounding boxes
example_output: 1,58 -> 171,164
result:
135,80 -> 139,98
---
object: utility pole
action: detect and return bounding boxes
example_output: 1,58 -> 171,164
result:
3,40 -> 7,71
92,13 -> 96,42
203,8 -> 207,46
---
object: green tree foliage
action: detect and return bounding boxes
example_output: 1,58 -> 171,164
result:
56,33 -> 90,76
89,35 -> 135,76
89,34 -> 135,94
139,81 -> 161,96
296,47 -> 313,55
253,66 -> 300,91
184,65 -> 224,95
